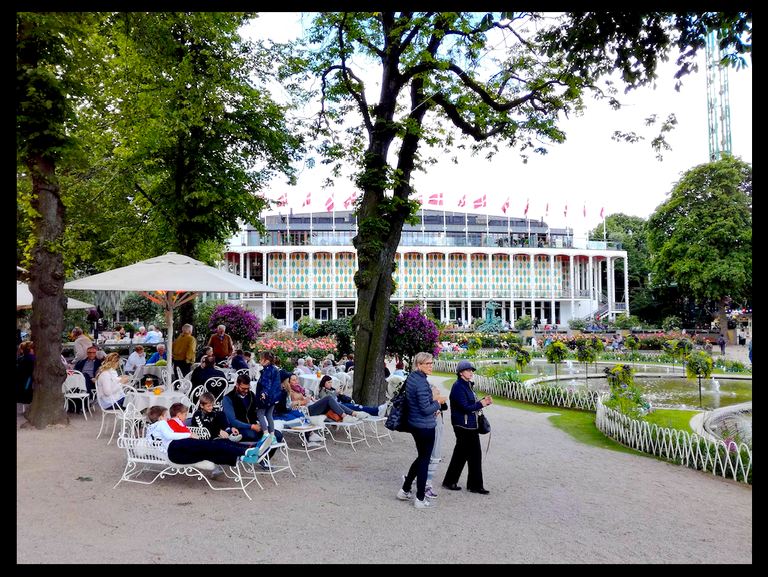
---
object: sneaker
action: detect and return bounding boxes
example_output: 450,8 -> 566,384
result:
305,442 -> 321,448
396,488 -> 413,500
424,486 -> 438,499
308,433 -> 323,442
257,434 -> 273,456
258,461 -> 274,473
414,497 -> 437,509
353,411 -> 369,420
241,453 -> 260,464
244,445 -> 260,459
271,434 -> 278,444
211,465 -> 224,479
342,415 -> 358,424
229,433 -> 243,443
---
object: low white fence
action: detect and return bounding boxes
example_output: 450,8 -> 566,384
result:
595,396 -> 752,484
473,374 -> 601,412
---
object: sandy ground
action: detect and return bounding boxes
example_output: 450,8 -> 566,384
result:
17,373 -> 751,564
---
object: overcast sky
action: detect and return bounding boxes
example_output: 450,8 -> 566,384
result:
241,13 -> 752,237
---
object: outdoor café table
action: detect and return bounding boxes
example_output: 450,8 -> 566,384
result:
281,424 -> 331,460
122,389 -> 191,412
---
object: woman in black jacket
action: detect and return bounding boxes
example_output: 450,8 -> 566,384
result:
442,360 -> 492,495
17,341 -> 35,406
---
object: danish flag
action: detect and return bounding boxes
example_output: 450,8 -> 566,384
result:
428,193 -> 443,206
501,197 -> 509,214
600,206 -> 604,219
326,192 -> 334,212
302,191 -> 311,207
564,202 -> 568,218
457,194 -> 466,208
583,202 -> 586,218
545,202 -> 549,217
276,193 -> 288,207
473,194 -> 486,209
524,198 -> 529,216
343,191 -> 358,209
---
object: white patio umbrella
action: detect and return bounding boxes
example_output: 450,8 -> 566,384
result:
64,252 -> 283,389
17,280 -> 95,310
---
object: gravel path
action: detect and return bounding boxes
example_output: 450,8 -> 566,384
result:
17,375 -> 751,564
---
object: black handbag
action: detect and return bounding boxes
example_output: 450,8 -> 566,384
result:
477,410 -> 491,434
385,384 -> 411,433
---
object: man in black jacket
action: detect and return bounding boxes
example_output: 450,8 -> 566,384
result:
74,346 -> 102,394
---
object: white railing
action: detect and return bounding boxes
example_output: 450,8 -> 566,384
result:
595,396 -> 752,484
473,374 -> 601,412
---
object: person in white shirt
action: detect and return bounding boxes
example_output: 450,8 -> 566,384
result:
124,345 -> 146,375
295,358 -> 311,374
94,352 -> 129,409
144,325 -> 162,344
72,327 -> 93,363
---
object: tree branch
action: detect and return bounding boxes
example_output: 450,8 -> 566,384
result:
339,14 -> 373,134
430,93 -> 505,141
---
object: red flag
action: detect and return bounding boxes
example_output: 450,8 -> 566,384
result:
473,194 -> 486,209
564,202 -> 568,218
343,191 -> 358,209
458,194 -> 466,208
524,198 -> 529,216
501,196 -> 509,214
325,192 -> 334,212
428,193 -> 444,206
600,206 -> 604,219
276,193 -> 288,207
583,202 -> 586,218
302,191 -> 311,207
545,202 -> 549,217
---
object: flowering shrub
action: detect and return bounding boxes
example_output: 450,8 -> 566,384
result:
208,304 -> 261,348
603,364 -> 650,419
387,304 -> 441,368
452,332 -> 523,349
256,334 -> 338,363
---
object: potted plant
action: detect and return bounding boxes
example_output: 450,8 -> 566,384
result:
545,340 -> 569,381
685,350 -> 713,409
568,318 -> 586,337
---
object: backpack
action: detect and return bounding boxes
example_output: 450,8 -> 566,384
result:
385,381 -> 411,433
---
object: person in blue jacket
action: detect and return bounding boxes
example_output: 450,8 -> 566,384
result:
254,350 -> 282,453
441,360 -> 493,495
397,352 -> 447,510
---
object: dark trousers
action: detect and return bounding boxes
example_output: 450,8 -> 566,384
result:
443,426 -> 484,491
403,427 -> 436,501
174,360 -> 191,378
167,438 -> 248,466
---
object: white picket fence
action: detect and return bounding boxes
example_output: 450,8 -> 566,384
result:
595,396 -> 752,484
467,371 -> 753,485
473,374 -> 601,411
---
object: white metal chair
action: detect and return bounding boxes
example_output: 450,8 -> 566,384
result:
95,382 -> 143,445
173,378 -> 193,397
188,384 -> 206,414
386,375 -> 405,400
281,406 -> 331,460
62,371 -> 91,420
113,406 -> 263,499
204,376 -> 230,411
323,415 -> 369,451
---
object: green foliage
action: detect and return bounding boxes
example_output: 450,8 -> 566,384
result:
515,315 -> 533,330
662,315 -> 683,333
261,315 -> 279,333
297,316 -> 321,338
120,292 -> 162,327
613,314 -> 641,330
311,318 -> 355,357
568,318 -> 586,330
576,345 -> 597,366
685,351 -> 713,381
194,299 -> 226,348
647,155 -> 752,308
545,341 -> 569,365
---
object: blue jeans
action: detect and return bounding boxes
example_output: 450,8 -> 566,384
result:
341,403 -> 379,416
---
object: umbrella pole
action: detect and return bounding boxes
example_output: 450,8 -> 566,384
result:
166,295 -> 174,390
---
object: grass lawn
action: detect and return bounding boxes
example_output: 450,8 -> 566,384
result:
432,372 -> 660,460
642,408 -> 699,434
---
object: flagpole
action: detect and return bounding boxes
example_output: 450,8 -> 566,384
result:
332,192 -> 335,238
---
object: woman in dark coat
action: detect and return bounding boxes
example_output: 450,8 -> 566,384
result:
397,352 -> 447,510
17,341 -> 35,405
441,360 -> 493,494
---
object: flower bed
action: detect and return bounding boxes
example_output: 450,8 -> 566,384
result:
254,334 -> 338,361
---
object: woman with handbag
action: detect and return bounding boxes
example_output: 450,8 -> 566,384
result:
397,352 -> 447,510
441,360 -> 492,495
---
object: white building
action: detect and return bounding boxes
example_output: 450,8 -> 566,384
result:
209,209 -> 629,329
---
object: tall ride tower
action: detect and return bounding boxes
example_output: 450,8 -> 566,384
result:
705,31 -> 732,161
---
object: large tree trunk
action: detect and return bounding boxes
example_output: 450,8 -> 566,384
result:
26,156 -> 69,429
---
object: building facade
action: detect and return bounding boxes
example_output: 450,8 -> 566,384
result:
210,209 -> 629,328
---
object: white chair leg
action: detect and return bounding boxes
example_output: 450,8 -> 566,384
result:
108,414 -> 118,445
97,408 -> 107,439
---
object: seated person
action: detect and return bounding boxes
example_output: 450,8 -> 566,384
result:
316,375 -> 385,417
134,326 -> 147,339
146,344 -> 167,365
283,373 -> 365,423
383,362 -> 390,378
344,354 -> 354,372
146,404 -> 266,473
295,358 -> 311,374
199,346 -> 213,363
274,370 -> 323,446
231,349 -> 249,371
393,362 -> 406,378
221,374 -> 284,461
94,352 -> 129,410
74,345 -> 102,393
190,392 -> 243,443
321,359 -> 335,375
243,351 -> 259,374
144,325 -> 162,344
190,355 -> 227,396
124,345 -> 146,375
305,357 -> 317,373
